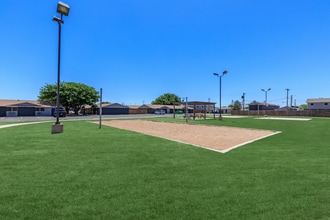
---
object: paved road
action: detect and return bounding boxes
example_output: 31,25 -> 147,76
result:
0,114 -> 173,123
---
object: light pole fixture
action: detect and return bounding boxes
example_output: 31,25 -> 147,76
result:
51,1 -> 70,134
213,70 -> 228,120
57,1 -> 70,16
261,88 -> 271,105
261,88 -> 271,117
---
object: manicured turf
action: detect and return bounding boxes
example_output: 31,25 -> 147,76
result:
0,117 -> 330,219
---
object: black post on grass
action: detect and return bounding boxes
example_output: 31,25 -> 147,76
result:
99,88 -> 102,129
185,97 -> 188,123
51,1 -> 70,134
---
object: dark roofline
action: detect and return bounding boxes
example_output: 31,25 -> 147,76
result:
248,102 -> 279,106
174,101 -> 216,105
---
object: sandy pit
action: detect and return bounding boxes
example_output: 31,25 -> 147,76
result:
100,120 -> 279,153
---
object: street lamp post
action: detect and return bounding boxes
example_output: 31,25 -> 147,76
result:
213,70 -> 228,120
261,88 -> 271,116
261,88 -> 271,105
51,1 -> 70,134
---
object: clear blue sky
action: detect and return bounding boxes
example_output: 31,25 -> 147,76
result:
1,0 -> 329,107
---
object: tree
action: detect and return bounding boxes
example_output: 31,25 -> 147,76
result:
152,93 -> 181,105
299,104 -> 307,110
231,100 -> 242,110
38,82 -> 99,114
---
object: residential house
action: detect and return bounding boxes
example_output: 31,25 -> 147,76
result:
127,105 -> 147,114
0,99 -> 53,117
138,104 -> 193,114
96,103 -> 129,115
248,101 -> 280,111
139,104 -> 169,114
307,98 -> 330,110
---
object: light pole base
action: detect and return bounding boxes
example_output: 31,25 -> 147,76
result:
51,124 -> 64,134
218,115 -> 223,120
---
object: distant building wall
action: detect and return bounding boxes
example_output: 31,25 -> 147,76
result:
0,107 -> 5,116
100,108 -> 129,115
35,108 -> 52,116
249,104 -> 279,111
129,109 -> 147,114
307,98 -> 330,110
307,102 -> 330,110
18,107 -> 35,116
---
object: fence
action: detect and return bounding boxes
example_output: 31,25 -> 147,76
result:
231,109 -> 330,117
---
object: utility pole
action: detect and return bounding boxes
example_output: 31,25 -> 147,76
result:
241,93 -> 245,111
285,88 -> 290,108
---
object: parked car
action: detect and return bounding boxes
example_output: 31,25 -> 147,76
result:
53,107 -> 67,117
175,110 -> 183,114
154,110 -> 165,115
68,110 -> 75,116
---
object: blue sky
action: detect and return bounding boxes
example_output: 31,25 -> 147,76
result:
1,0 -> 329,107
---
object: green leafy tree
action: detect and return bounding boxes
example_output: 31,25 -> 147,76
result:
232,100 -> 242,110
299,104 -> 307,110
38,82 -> 99,114
152,93 -> 181,105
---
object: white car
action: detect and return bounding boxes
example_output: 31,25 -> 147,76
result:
154,110 -> 165,115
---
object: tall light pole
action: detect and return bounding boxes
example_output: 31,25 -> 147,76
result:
213,70 -> 228,120
285,88 -> 290,108
285,88 -> 290,115
51,1 -> 70,134
241,93 -> 245,111
261,88 -> 271,108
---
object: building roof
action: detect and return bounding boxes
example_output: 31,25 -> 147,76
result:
102,103 -> 127,108
139,104 -> 166,109
0,99 -> 52,107
306,98 -> 330,103
174,101 -> 216,105
248,101 -> 279,107
127,105 -> 140,109
94,103 -> 128,108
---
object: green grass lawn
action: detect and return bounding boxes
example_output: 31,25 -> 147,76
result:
0,117 -> 330,219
